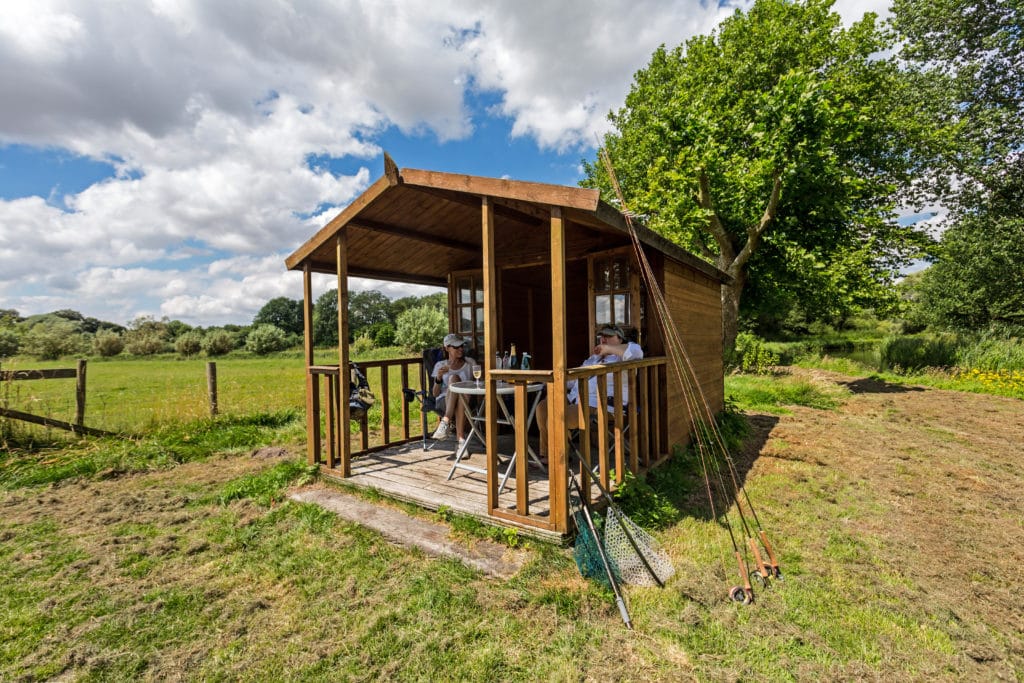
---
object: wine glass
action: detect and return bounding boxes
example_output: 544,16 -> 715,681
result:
472,364 -> 482,388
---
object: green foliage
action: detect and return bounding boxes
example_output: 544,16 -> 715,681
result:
587,0 -> 936,345
217,460 -> 318,507
312,288 -> 339,346
253,297 -> 304,336
245,324 -> 288,355
123,316 -> 171,356
394,305 -> 447,352
366,321 -> 396,347
351,334 -> 374,355
21,321 -> 87,360
349,290 -> 392,340
955,334 -> 1024,371
0,329 -> 20,358
879,334 -> 959,372
92,330 -> 125,357
174,330 -> 203,357
729,333 -> 780,374
201,329 -> 236,356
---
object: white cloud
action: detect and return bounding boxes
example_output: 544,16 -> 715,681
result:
0,0 -> 884,326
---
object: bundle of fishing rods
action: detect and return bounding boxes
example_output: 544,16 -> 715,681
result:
568,151 -> 782,624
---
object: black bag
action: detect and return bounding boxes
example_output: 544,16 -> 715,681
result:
348,362 -> 375,419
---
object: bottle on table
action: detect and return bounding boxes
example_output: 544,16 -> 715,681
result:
510,343 -> 517,369
501,351 -> 509,368
520,352 -> 531,370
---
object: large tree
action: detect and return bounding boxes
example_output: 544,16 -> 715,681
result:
586,0 -> 935,349
253,296 -> 304,336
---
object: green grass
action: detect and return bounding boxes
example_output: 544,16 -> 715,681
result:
725,372 -> 850,414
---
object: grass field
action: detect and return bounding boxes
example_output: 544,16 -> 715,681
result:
2,353 -> 1022,679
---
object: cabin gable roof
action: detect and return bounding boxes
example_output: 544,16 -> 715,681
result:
285,165 -> 730,285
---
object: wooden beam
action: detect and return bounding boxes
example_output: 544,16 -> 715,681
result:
404,184 -> 545,228
482,196 -> 500,512
303,264 -> 320,466
349,218 -> 477,253
549,206 -> 569,534
401,167 -> 600,211
383,151 -> 401,186
284,176 -> 392,270
0,368 -> 77,381
337,233 -> 352,477
0,407 -> 111,438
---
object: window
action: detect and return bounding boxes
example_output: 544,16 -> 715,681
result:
593,255 -> 632,329
453,272 -> 484,352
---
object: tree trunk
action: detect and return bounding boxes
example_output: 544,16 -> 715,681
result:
721,271 -> 745,355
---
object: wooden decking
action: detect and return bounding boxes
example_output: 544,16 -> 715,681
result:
319,434 -> 566,542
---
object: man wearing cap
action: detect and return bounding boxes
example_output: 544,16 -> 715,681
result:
536,324 -> 643,461
430,333 -> 476,446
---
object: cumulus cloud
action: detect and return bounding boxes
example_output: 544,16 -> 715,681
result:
0,0 -> 882,325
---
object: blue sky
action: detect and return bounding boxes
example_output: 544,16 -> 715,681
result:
0,0 -> 891,327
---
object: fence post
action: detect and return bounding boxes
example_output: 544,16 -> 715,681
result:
207,361 -> 218,416
75,359 -> 87,427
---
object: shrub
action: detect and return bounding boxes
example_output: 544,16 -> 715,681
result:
175,331 -> 204,357
0,329 -> 19,358
125,333 -> 168,356
367,321 -> 396,348
955,334 -> 1024,371
202,329 -> 236,356
245,324 -> 288,355
21,321 -> 86,360
728,333 -> 780,374
879,334 -> 958,372
395,305 -> 447,351
92,330 -> 125,357
351,333 -> 375,356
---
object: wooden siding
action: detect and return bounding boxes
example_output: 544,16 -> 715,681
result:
661,257 -> 724,448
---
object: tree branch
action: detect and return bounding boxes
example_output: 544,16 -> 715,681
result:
696,169 -> 733,259
732,168 -> 783,272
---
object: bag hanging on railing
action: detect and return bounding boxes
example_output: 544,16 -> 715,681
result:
348,362 -> 375,419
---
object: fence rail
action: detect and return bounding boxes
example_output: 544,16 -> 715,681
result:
0,359 -> 111,436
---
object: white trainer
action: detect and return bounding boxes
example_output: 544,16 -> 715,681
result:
432,420 -> 451,440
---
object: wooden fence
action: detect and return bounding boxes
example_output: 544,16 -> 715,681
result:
0,359 -> 111,437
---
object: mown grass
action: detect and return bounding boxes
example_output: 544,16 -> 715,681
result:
2,351 -> 1020,679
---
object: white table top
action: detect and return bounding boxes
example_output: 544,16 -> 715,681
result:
448,380 -> 544,396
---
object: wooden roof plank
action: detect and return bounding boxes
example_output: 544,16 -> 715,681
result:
400,168 -> 600,212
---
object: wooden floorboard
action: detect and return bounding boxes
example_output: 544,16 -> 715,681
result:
321,434 -> 562,540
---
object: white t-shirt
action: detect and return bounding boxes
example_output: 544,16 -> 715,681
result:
566,341 -> 643,409
432,358 -> 476,400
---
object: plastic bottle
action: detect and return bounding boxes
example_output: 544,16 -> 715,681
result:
495,351 -> 502,369
510,343 -> 517,369
520,352 -> 531,370
501,351 -> 509,368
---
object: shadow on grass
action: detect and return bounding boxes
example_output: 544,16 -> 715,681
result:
840,377 -> 925,394
616,410 -> 780,530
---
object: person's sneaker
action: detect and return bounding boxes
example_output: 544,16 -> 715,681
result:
432,420 -> 451,440
457,437 -> 467,453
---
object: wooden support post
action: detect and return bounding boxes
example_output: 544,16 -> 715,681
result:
206,361 -> 218,416
481,196 -> 500,511
401,363 -> 411,439
549,207 -> 569,533
337,233 -> 352,477
75,359 -> 87,427
514,382 -> 529,515
628,368 -> 639,473
303,264 -> 320,465
381,365 -> 391,445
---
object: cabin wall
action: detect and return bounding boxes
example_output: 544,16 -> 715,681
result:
661,257 -> 725,449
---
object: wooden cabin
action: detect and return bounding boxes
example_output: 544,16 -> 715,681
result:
285,159 -> 729,539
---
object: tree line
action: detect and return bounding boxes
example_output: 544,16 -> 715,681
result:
0,289 -> 447,361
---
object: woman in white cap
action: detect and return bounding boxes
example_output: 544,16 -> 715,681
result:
536,324 -> 643,462
430,333 -> 476,446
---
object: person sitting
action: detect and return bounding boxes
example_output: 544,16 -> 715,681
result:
430,333 -> 476,447
536,324 -> 643,461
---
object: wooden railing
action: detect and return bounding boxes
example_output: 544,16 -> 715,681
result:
489,356 -> 668,530
306,356 -> 426,470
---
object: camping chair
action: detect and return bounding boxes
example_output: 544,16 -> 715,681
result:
401,347 -> 446,451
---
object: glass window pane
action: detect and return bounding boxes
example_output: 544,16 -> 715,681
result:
459,306 -> 472,333
597,261 -> 610,292
458,278 -> 472,304
475,281 -> 483,303
474,306 -> 484,331
596,295 -> 611,325
612,259 -> 624,290
614,294 -> 628,324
